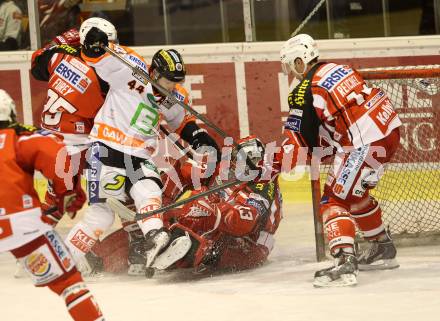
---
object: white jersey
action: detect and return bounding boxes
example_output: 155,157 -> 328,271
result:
82,43 -> 191,159
0,0 -> 22,43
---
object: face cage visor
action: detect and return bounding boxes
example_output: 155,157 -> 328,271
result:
281,59 -> 307,78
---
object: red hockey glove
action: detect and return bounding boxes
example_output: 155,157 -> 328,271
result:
53,28 -> 80,46
57,182 -> 86,219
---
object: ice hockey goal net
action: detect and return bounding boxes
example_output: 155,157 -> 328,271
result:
312,65 -> 440,260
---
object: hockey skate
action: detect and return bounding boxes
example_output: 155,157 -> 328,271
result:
143,228 -> 171,277
127,230 -> 147,276
313,253 -> 359,288
152,232 -> 192,270
357,232 -> 399,271
78,251 -> 104,279
14,260 -> 28,279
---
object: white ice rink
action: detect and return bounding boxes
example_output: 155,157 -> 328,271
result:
1,202 -> 440,321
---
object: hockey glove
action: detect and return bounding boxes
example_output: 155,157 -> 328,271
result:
53,28 -> 80,47
57,183 -> 87,218
180,122 -> 220,160
82,27 -> 108,58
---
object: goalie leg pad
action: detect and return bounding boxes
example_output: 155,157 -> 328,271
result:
65,222 -> 99,264
161,223 -> 213,270
65,203 -> 114,263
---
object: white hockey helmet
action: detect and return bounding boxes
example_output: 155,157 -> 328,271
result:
0,89 -> 16,122
280,34 -> 319,75
79,17 -> 118,45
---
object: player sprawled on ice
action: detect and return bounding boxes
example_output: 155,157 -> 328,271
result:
81,137 -> 282,276
64,17 -> 219,276
0,90 -> 104,320
266,34 -> 401,287
31,27 -> 106,226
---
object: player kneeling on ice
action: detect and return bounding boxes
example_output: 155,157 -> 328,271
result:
84,137 -> 282,276
0,90 -> 104,321
64,17 -> 219,276
267,34 -> 401,287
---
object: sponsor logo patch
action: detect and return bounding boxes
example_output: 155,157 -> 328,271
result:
88,143 -> 101,203
54,61 -> 91,93
45,231 -> 73,271
284,117 -> 301,132
249,193 -> 270,209
333,146 -> 369,199
70,229 -> 96,253
247,198 -> 265,215
22,194 -> 33,209
159,50 -> 176,71
290,108 -> 303,117
128,54 -> 147,71
290,79 -> 309,107
25,252 -> 51,277
365,90 -> 385,109
173,91 -> 185,102
319,66 -> 352,91
75,122 -> 85,133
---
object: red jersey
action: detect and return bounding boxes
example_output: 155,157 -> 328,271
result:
0,125 -> 71,251
0,126 -> 69,215
31,45 -> 105,148
169,178 -> 283,254
277,62 -> 402,171
311,63 -> 401,148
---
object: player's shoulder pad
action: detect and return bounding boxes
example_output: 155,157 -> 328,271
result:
173,84 -> 188,102
9,123 -> 39,136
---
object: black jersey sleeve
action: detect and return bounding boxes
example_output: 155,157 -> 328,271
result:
284,64 -> 323,149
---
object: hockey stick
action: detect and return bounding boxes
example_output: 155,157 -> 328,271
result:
159,124 -> 193,160
291,0 -> 326,37
106,178 -> 244,221
107,198 -> 136,221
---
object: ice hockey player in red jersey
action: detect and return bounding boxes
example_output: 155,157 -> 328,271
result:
266,34 -> 401,287
83,137 -> 282,276
31,27 -> 106,225
0,89 -> 104,321
63,17 -> 219,276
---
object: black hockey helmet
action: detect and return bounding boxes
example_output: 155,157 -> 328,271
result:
150,49 -> 186,82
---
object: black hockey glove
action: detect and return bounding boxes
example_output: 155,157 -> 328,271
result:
82,27 -> 108,58
181,122 -> 220,160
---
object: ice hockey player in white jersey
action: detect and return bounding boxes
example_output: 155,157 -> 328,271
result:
64,17 -> 219,275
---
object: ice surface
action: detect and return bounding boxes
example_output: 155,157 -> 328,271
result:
1,203 -> 440,321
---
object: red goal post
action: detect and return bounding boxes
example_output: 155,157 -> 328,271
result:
311,65 -> 440,261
